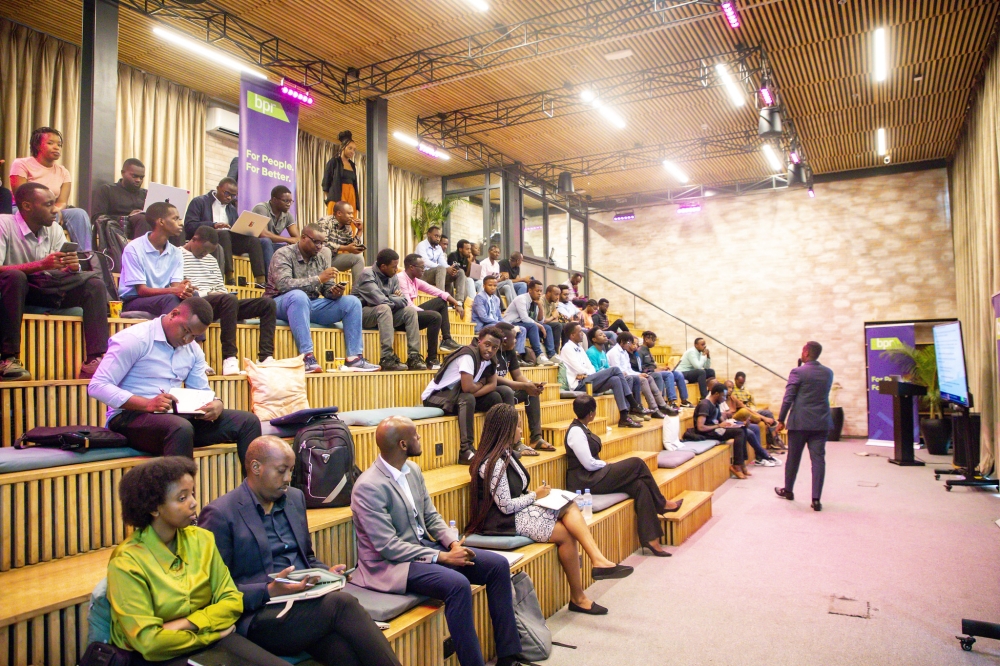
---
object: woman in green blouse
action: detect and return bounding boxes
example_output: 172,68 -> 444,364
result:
107,457 -> 287,665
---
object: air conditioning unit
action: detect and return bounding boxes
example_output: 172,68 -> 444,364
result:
207,106 -> 239,137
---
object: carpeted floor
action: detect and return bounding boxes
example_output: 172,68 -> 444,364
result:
542,441 -> 1000,665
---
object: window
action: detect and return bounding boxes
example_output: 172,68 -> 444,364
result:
522,193 -> 545,260
571,216 -> 586,272
547,203 -> 569,269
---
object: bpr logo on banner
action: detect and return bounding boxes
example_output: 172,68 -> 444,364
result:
247,91 -> 289,122
870,337 -> 904,351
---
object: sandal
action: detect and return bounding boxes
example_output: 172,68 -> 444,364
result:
532,439 -> 556,452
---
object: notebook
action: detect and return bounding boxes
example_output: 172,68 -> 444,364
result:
165,388 -> 217,415
532,489 -> 576,512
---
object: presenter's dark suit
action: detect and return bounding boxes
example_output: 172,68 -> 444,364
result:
778,360 -> 835,501
199,482 -> 400,666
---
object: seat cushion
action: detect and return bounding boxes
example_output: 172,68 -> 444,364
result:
24,306 -> 84,316
338,407 -> 445,427
591,492 -> 630,512
119,310 -> 155,320
342,583 -> 427,622
276,319 -> 344,330
0,446 -> 147,474
677,439 -> 721,455
463,534 -> 534,550
657,449 -> 696,469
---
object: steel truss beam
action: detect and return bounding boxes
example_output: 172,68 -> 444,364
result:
417,45 -> 765,140
586,174 -> 790,211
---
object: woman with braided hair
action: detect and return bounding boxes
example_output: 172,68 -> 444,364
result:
467,403 -> 633,616
321,130 -> 361,217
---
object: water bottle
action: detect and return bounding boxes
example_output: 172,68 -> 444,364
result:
574,490 -> 583,511
583,488 -> 593,520
448,520 -> 459,543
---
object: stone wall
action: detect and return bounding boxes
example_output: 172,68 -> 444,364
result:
205,131 -> 238,194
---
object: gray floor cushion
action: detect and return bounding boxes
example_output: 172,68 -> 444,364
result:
0,446 -> 147,474
338,407 -> 444,427
591,492 -> 630,512
463,534 -> 534,550
678,439 -> 721,455
342,583 -> 427,622
658,449 -> 696,469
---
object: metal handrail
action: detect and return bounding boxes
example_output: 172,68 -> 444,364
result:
588,268 -> 788,382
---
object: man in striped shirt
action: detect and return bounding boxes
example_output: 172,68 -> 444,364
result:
181,226 -> 277,376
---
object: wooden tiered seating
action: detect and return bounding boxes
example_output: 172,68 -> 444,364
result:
0,291 -> 741,666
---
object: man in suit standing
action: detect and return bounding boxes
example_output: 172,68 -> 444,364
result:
775,341 -> 835,511
199,436 -> 401,666
351,416 -> 525,666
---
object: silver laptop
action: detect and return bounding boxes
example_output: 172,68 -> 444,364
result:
230,210 -> 270,237
144,183 -> 190,218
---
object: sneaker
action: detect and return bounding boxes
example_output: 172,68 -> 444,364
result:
768,457 -> 782,466
78,356 -> 103,380
407,355 -> 428,371
618,416 -> 643,429
536,354 -> 555,366
549,353 -> 561,364
341,356 -> 381,372
650,410 -> 665,419
440,338 -> 462,353
754,458 -> 769,466
458,446 -> 476,465
258,356 -> 274,364
680,400 -> 694,408
380,355 -> 409,372
426,356 -> 441,370
304,353 -> 326,374
222,357 -> 244,376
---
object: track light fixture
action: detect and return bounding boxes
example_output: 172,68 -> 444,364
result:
761,143 -> 784,172
662,160 -> 689,184
720,1 -> 740,29
393,132 -> 451,159
153,27 -> 267,79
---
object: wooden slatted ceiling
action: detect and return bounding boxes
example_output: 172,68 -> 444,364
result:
0,0 -> 997,199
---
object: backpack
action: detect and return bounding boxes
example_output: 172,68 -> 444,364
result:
511,571 -> 552,662
292,415 -> 360,508
92,215 -> 128,300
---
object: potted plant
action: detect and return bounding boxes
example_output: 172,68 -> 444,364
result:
881,343 -> 951,454
409,197 -> 457,242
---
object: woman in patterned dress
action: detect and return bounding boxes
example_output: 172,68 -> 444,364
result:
466,404 -> 633,615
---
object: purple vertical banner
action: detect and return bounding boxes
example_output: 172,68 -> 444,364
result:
866,323 -> 918,444
238,75 -> 298,218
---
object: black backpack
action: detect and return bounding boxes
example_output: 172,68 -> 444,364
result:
91,215 -> 128,300
292,415 -> 360,508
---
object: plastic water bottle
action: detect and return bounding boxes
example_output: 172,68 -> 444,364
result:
448,520 -> 459,543
582,489 -> 593,520
575,490 -> 583,511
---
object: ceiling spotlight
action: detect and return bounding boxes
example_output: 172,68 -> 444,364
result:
580,89 -> 626,128
466,0 -> 490,11
807,187 -> 815,198
759,87 -> 774,105
720,1 -> 741,29
662,160 -> 689,184
153,26 -> 267,79
580,89 -> 597,103
393,132 -> 450,159
613,210 -> 636,222
876,127 -> 887,156
761,143 -> 784,172
873,28 -> 888,82
715,63 -> 745,107
677,202 -> 702,214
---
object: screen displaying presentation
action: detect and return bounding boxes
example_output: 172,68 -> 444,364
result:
933,321 -> 970,407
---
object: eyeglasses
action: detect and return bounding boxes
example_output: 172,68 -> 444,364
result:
302,234 -> 323,245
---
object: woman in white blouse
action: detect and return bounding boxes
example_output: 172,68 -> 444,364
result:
466,403 -> 632,615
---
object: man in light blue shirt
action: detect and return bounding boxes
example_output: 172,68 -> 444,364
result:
118,201 -> 194,316
501,280 -> 552,365
675,337 -> 716,398
87,296 -> 261,461
414,225 -> 459,292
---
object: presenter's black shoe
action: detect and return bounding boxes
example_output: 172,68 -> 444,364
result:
812,500 -> 822,512
569,601 -> 609,615
592,564 -> 634,580
774,487 -> 794,501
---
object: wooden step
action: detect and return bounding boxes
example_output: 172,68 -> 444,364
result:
540,418 -> 608,445
661,490 -> 713,546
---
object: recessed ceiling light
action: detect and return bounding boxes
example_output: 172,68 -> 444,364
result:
873,28 -> 888,82
604,49 -> 634,61
715,63 -> 745,107
876,127 -> 887,156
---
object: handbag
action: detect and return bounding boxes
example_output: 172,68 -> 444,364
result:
79,642 -> 132,666
14,426 -> 128,451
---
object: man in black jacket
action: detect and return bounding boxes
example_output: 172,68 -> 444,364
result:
352,248 -> 423,372
184,178 -> 268,286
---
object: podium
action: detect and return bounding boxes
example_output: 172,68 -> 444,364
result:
878,379 -> 926,466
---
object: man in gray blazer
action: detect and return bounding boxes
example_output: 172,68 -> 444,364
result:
351,416 -> 524,666
775,341 -> 835,511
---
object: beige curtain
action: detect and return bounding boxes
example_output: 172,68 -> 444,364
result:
116,64 -> 207,199
949,45 -> 1000,475
389,166 -> 424,256
0,18 -> 81,202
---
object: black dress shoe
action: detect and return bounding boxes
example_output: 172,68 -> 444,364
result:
645,546 -> 672,557
775,487 -> 794,501
661,406 -> 680,417
812,500 -> 822,511
651,410 -> 665,419
617,417 -> 643,429
592,564 -> 633,580
569,601 -> 609,615
660,498 -> 683,514
458,447 -> 476,465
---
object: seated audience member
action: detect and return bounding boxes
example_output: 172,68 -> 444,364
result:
0,182 -> 108,380
415,225 -> 461,295
731,371 -> 782,450
608,332 -> 673,418
540,284 -> 565,360
566,272 -> 587,308
561,323 -> 643,428
695,383 -> 749,479
493,322 -> 554,453
9,127 -> 93,250
503,279 -> 553,366
108,457 -> 288,666
446,239 -> 476,304
88,297 -> 262,459
250,185 -> 299,273
181,226 -> 277,374
184,178 -> 267,286
352,416 -> 526,666
478,244 -> 515,300
398,253 -> 464,369
0,162 -> 11,215
565,395 -> 682,556
638,331 -> 693,408
557,284 -> 583,322
265,224 -> 378,373
732,371 -> 776,421
587,329 -> 645,419
474,276 -> 527,350
498,251 -> 533,297
118,202 -> 193,316
725,380 -> 781,466
580,300 -> 601,340
322,130 -> 360,216
676,337 -> 716,398
316,200 -> 365,284
469,404 -> 633,615
592,298 -> 630,339
199,437 -> 402,666
439,234 -> 450,255
353,249 -> 423,372
422,326 -> 515,464
90,158 -> 150,238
